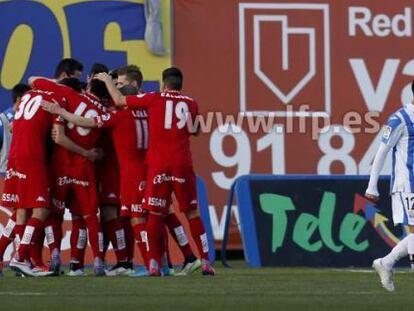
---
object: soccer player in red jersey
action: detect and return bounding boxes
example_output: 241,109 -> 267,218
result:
95,67 -> 215,276
116,66 -> 200,275
88,64 -> 130,276
42,84 -> 150,274
2,87 -> 66,277
0,84 -> 31,276
30,76 -> 108,276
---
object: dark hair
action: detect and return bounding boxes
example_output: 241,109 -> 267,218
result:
54,58 -> 83,79
119,85 -> 139,96
162,67 -> 183,90
109,69 -> 118,80
90,63 -> 108,76
411,80 -> 414,96
90,79 -> 110,100
117,65 -> 143,88
12,83 -> 31,103
59,78 -> 82,93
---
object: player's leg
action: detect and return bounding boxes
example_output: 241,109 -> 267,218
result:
30,228 -> 47,273
46,163 -> 70,275
82,211 -> 105,276
128,171 -> 148,270
10,160 -> 53,276
44,211 -> 64,275
72,164 -> 105,276
184,209 -> 214,275
0,160 -> 32,274
401,193 -> 414,271
11,207 -> 51,276
121,216 -> 135,268
373,192 -> 412,291
101,205 -> 130,276
173,166 -> 214,276
143,167 -> 171,276
0,211 -> 17,275
146,211 -> 166,276
164,207 -> 199,273
131,215 -> 148,268
6,210 -> 27,275
68,215 -> 87,276
99,165 -> 130,270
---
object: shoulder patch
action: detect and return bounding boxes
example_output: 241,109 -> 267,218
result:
383,126 -> 392,140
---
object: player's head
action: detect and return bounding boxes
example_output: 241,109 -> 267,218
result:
12,83 -> 31,110
162,67 -> 183,91
119,85 -> 139,96
54,58 -> 83,81
411,80 -> 414,96
59,77 -> 83,93
117,65 -> 143,89
87,63 -> 109,83
90,79 -> 110,101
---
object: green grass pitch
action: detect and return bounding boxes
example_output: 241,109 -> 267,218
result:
0,262 -> 412,311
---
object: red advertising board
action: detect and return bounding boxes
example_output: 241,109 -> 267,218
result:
173,0 -> 414,248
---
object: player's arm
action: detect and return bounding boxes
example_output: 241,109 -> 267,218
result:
52,124 -> 100,162
41,100 -> 96,128
95,72 -> 155,109
94,72 -> 126,107
365,115 -> 403,202
28,77 -> 58,90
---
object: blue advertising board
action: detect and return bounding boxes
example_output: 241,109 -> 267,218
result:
222,175 -> 406,268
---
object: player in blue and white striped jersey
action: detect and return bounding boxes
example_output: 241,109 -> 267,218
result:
366,81 -> 414,292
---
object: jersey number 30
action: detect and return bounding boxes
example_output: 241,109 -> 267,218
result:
14,94 -> 42,120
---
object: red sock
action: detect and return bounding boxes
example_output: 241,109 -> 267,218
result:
188,217 -> 209,261
84,215 -> 103,259
0,214 -> 17,259
161,225 -> 170,268
18,218 -> 44,262
146,213 -> 165,268
132,222 -> 148,267
103,219 -> 128,262
165,213 -> 194,258
122,217 -> 135,262
44,213 -> 63,254
70,218 -> 87,267
14,224 -> 25,245
30,230 -> 45,267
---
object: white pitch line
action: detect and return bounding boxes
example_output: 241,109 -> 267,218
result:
330,268 -> 412,274
272,291 -> 380,295
0,292 -> 47,296
331,269 -> 374,273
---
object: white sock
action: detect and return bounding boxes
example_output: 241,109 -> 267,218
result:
382,236 -> 409,269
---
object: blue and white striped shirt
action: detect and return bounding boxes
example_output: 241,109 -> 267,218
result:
382,103 -> 414,193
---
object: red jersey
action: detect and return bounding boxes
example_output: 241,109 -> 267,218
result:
125,91 -> 198,165
33,79 -> 106,165
93,108 -> 147,169
9,89 -> 65,162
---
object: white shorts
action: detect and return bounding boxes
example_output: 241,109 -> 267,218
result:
391,192 -> 414,225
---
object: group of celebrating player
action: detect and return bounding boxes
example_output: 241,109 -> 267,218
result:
0,58 -> 214,277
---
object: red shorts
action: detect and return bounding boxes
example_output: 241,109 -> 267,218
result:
50,161 -> 98,216
143,164 -> 198,215
1,159 -> 50,209
97,160 -> 120,207
119,163 -> 147,218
